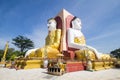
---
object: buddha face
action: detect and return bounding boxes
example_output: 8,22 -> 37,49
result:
72,17 -> 82,30
47,18 -> 57,31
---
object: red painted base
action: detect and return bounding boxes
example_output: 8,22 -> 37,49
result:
66,61 -> 86,72
63,51 -> 75,60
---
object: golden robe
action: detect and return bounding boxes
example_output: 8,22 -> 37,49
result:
74,36 -> 86,45
75,49 -> 96,61
36,29 -> 61,58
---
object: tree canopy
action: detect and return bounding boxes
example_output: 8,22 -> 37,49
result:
0,35 -> 34,61
110,48 -> 120,59
12,35 -> 34,53
0,48 -> 20,61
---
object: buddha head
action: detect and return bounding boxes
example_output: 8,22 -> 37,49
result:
72,17 -> 82,30
47,18 -> 57,31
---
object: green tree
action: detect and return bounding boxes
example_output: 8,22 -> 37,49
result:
12,35 -> 34,56
0,48 -> 23,61
6,49 -> 21,61
0,49 -> 4,61
110,48 -> 120,59
6,48 -> 15,60
0,48 -> 15,61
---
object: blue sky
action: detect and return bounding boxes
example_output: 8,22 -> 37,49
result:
0,0 -> 120,53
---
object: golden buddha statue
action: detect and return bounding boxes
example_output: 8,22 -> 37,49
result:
69,17 -> 111,61
67,17 -> 99,60
35,18 -> 61,58
67,17 -> 86,49
25,18 -> 61,59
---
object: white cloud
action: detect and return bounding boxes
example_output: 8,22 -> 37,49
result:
87,30 -> 120,42
0,38 -> 7,49
86,29 -> 120,53
0,37 -> 17,50
87,21 -> 120,42
25,24 -> 48,49
78,0 -> 120,30
0,24 -> 48,50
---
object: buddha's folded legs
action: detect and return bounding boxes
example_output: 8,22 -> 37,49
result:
36,46 -> 59,58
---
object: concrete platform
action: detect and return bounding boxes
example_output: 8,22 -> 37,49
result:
0,68 -> 120,80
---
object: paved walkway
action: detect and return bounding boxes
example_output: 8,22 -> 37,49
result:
0,68 -> 120,80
